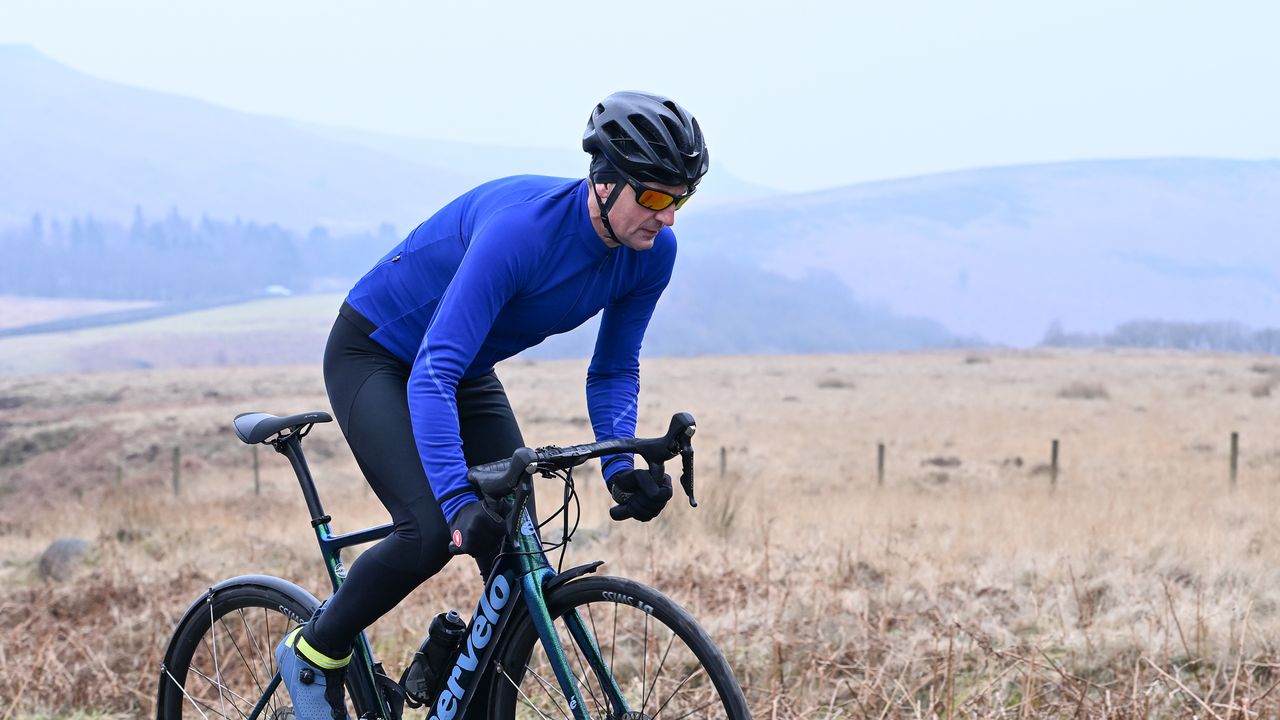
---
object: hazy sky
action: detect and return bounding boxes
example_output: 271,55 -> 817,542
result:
4,1 -> 1279,192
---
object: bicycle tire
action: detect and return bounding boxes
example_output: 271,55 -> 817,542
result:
486,575 -> 750,719
157,575 -> 341,720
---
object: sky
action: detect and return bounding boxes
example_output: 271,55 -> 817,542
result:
3,1 -> 1279,193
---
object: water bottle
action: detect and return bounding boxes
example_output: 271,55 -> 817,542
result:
400,610 -> 467,706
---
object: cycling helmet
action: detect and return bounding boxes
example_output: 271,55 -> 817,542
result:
583,91 -> 709,189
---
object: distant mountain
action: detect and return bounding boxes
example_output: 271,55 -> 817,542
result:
0,45 -> 480,232
676,158 -> 1280,344
5,44 -> 1277,349
297,123 -> 781,206
0,45 -> 775,232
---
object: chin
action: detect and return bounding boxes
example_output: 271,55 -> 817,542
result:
625,232 -> 658,251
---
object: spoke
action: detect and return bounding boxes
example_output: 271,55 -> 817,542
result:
499,663 -> 563,720
239,607 -> 272,686
220,613 -> 268,703
209,600 -> 232,719
642,608 -> 650,711
653,665 -> 711,719
524,662 -> 573,719
664,694 -> 724,720
262,606 -> 281,718
188,665 -> 259,712
642,629 -> 679,715
175,665 -> 253,719
610,601 -> 618,687
184,693 -> 239,720
163,665 -> 217,720
565,614 -> 607,716
586,602 -> 618,712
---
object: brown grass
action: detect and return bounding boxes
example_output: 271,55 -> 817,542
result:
2,350 -> 1280,718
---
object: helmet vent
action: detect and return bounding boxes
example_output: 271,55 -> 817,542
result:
630,115 -> 666,150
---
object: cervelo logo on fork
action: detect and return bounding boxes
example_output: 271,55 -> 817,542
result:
431,572 -> 513,720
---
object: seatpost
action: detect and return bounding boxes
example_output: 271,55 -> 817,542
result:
275,434 -> 329,525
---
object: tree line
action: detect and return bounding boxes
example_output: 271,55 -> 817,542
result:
1,210 -> 398,301
1043,319 -> 1280,354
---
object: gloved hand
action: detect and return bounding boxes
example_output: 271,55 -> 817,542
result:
448,499 -> 505,556
607,467 -> 673,522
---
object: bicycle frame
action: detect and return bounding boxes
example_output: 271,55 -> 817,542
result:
421,496 -> 629,720
270,433 -> 626,720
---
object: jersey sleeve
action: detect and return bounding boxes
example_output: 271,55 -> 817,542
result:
408,208 -> 539,522
587,237 -> 676,482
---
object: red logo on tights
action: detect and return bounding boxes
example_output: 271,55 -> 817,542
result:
452,529 -> 463,547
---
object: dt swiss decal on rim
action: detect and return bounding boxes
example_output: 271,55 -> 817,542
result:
602,591 -> 654,615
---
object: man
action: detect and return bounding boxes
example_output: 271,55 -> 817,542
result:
274,90 -> 709,719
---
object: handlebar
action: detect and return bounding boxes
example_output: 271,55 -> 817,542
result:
466,412 -> 699,514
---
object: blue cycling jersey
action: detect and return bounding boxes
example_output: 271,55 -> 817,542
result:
344,175 -> 675,521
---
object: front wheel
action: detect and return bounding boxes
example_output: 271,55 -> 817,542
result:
156,575 -> 319,720
488,575 -> 750,719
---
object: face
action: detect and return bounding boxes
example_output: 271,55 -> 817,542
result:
594,180 -> 688,251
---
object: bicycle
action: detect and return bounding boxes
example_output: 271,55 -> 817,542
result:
156,408 -> 750,719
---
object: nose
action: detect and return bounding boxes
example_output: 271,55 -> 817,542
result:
656,206 -> 677,227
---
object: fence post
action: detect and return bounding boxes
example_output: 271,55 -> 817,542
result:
719,446 -> 726,478
1050,439 -> 1059,490
172,446 -> 181,496
253,444 -> 261,496
877,443 -> 885,486
115,464 -> 123,487
1230,432 -> 1239,490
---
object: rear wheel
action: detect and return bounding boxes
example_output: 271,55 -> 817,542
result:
488,575 -> 749,719
157,578 -> 319,719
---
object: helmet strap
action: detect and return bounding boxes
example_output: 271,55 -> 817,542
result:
591,174 -> 626,245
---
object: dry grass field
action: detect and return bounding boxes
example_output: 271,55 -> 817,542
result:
2,350 -> 1279,719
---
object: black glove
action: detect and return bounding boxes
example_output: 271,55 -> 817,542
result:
607,467 -> 673,522
448,500 -> 505,556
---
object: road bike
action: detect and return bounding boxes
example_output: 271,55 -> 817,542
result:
156,408 -> 750,719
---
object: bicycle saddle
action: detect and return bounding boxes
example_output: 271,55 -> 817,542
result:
233,411 -> 333,444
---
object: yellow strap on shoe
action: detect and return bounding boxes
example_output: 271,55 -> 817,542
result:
290,630 -> 352,670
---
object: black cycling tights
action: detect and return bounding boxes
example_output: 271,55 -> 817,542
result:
303,309 -> 526,657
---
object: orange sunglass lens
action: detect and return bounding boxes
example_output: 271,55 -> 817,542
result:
636,189 -> 676,211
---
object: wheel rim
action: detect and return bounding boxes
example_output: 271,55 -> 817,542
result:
499,599 -> 734,720
164,602 -> 295,719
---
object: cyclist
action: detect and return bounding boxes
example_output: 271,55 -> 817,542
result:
275,90 -> 709,719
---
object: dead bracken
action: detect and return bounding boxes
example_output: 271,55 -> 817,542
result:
1057,380 -> 1111,399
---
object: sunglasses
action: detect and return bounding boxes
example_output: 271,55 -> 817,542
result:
623,175 -> 696,212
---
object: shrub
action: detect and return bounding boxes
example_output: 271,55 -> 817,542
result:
1058,381 -> 1110,400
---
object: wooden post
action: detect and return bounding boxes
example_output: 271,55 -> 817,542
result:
115,464 -> 123,487
1230,432 -> 1239,490
1050,439 -> 1059,489
719,446 -> 726,478
172,446 -> 181,496
877,443 -> 885,486
253,444 -> 261,496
